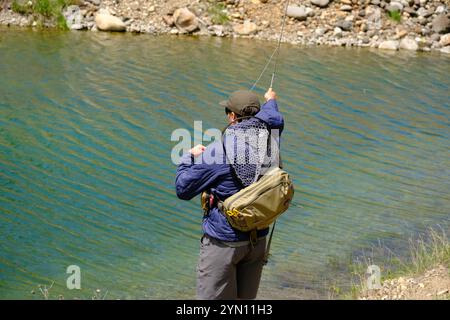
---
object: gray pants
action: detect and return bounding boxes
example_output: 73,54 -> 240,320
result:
196,234 -> 267,300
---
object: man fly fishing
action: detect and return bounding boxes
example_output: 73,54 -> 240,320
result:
175,0 -> 293,300
175,88 -> 293,299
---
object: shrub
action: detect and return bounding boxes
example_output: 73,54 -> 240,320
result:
11,0 -> 33,14
387,10 -> 401,23
12,0 -> 71,29
208,1 -> 230,25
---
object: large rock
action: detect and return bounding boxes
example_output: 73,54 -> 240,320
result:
286,5 -> 308,21
63,5 -> 84,30
430,33 -> 441,42
315,27 -> 327,36
305,7 -> 315,17
417,7 -> 433,18
404,7 -> 417,17
336,20 -> 353,31
209,25 -> 225,37
439,34 -> 450,47
440,46 -> 450,54
233,20 -> 258,35
435,6 -> 446,15
95,13 -> 126,32
399,38 -> 418,50
173,8 -> 199,33
162,15 -> 174,27
432,15 -> 450,34
366,7 -> 382,29
386,2 -> 403,13
340,5 -> 353,11
333,27 -> 343,37
379,40 -> 399,50
311,0 -> 330,8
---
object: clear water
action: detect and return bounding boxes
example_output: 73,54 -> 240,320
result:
0,29 -> 449,299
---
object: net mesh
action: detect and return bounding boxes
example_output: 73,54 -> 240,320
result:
223,118 -> 279,187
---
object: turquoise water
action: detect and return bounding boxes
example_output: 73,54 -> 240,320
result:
0,29 -> 449,299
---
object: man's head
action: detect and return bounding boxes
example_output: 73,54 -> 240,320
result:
220,90 -> 260,124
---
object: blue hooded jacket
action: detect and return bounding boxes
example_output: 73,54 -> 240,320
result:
175,99 -> 284,242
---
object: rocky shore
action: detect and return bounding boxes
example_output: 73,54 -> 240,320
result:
1,0 -> 449,53
359,264 -> 450,300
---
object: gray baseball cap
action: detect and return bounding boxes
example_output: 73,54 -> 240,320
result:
220,90 -> 260,115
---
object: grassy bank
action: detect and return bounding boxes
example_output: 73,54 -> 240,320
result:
340,227 -> 450,300
11,0 -> 78,29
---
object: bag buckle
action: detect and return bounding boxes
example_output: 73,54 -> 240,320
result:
226,208 -> 240,218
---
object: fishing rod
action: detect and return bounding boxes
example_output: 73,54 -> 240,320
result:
249,0 -> 291,266
250,0 -> 290,91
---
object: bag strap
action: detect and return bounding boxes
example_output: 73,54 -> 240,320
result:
221,116 -> 281,259
263,220 -> 276,265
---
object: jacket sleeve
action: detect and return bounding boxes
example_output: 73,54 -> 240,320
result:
175,143 -> 227,200
255,99 -> 284,132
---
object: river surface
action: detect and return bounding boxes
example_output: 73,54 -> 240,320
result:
0,29 -> 449,299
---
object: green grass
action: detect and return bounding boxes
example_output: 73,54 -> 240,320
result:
55,11 -> 68,30
387,10 -> 402,23
407,227 -> 450,274
34,0 -> 52,17
208,2 -> 230,25
11,0 -> 33,14
338,227 -> 449,299
11,0 -> 75,29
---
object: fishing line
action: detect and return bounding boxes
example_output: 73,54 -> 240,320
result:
250,0 -> 290,91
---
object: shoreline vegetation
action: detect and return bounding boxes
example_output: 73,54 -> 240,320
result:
337,227 -> 450,300
0,0 -> 449,54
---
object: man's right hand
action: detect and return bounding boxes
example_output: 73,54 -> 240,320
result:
264,88 -> 277,101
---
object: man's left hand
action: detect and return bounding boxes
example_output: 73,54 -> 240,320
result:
189,144 -> 206,157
